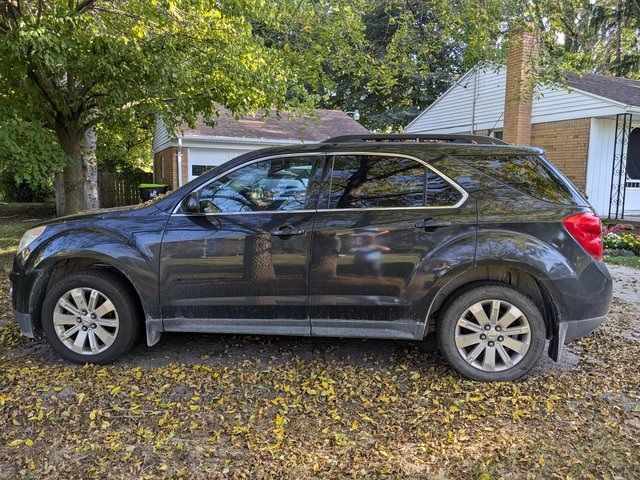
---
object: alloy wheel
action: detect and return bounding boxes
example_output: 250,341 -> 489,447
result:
454,299 -> 531,372
52,288 -> 120,355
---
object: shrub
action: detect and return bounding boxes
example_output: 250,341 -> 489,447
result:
603,223 -> 635,234
604,231 -> 640,255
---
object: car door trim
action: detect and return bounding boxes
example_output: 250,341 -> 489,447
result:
171,152 -> 469,215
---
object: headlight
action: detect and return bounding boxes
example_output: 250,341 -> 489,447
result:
17,226 -> 47,254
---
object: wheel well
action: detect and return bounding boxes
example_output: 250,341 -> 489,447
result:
32,258 -> 145,331
425,267 -> 557,339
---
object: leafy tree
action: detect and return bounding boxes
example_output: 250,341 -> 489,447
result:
528,0 -> 640,78
0,0 -> 314,215
279,0 -> 516,131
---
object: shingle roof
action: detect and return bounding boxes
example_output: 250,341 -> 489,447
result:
565,72 -> 640,107
181,105 -> 369,142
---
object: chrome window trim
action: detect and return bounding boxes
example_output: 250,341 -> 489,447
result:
172,151 -> 469,216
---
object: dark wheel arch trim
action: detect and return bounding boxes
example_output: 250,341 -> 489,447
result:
423,264 -> 565,359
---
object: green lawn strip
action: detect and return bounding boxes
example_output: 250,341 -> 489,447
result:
604,255 -> 640,268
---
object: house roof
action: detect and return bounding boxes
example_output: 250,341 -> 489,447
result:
566,72 -> 640,108
181,105 -> 368,142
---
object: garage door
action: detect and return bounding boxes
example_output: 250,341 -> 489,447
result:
187,147 -> 253,181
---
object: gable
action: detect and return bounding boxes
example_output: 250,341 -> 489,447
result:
406,66 -> 627,134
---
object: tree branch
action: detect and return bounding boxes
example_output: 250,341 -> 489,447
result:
75,0 -> 97,13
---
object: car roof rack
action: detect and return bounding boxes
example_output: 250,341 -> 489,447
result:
322,134 -> 510,146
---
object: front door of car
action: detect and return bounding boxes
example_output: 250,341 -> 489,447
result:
308,152 -> 474,339
159,154 -> 323,335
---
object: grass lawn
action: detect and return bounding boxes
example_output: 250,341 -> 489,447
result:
604,254 -> 640,268
0,203 -> 638,479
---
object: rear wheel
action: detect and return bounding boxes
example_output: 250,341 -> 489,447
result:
42,270 -> 140,364
437,284 -> 546,381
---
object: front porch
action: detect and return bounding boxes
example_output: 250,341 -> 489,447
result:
586,113 -> 640,220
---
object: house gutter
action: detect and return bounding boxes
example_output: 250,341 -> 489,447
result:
180,135 -> 311,146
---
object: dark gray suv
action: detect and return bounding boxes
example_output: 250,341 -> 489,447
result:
11,134 -> 612,381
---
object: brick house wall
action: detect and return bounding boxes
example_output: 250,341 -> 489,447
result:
153,147 -> 189,190
530,118 -> 591,191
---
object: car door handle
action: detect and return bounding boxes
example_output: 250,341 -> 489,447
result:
270,225 -> 305,236
414,219 -> 452,230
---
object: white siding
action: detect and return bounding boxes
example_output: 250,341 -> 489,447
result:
406,67 -> 506,134
152,117 -> 173,153
585,118 -> 616,216
531,86 -> 624,124
406,65 -> 626,134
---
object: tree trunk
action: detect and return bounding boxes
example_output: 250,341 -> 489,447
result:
55,127 -> 99,216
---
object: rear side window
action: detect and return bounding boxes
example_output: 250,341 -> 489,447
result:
464,155 -> 580,205
328,154 -> 462,209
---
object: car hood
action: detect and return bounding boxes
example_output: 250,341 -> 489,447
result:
41,204 -> 161,225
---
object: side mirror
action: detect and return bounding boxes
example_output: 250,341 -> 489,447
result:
181,192 -> 200,213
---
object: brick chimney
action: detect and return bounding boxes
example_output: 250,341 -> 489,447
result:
503,25 -> 539,145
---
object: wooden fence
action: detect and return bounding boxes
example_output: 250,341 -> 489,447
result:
99,171 -> 153,208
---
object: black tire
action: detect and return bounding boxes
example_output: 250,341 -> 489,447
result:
41,270 -> 140,364
437,284 -> 546,381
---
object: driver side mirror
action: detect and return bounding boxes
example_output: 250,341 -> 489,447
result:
181,192 -> 200,213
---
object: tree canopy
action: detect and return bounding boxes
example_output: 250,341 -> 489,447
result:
0,0 -> 319,213
1,1 -> 639,213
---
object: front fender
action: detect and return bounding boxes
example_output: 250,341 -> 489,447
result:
14,224 -> 163,336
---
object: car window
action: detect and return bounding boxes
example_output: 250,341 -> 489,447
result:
195,156 -> 317,213
328,154 -> 461,209
425,169 -> 464,207
462,154 -> 578,205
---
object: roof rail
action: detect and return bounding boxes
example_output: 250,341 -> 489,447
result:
322,134 -> 509,146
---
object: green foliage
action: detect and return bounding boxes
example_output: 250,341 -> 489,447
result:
0,0 -> 322,211
0,116 -> 66,188
526,0 -> 640,79
96,119 -> 153,175
259,0 -> 515,131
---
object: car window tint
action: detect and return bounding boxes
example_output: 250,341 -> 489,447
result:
196,156 -> 316,213
328,155 -> 462,209
466,155 -> 576,205
329,155 -> 425,209
425,170 -> 463,207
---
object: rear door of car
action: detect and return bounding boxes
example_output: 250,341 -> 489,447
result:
308,149 -> 473,339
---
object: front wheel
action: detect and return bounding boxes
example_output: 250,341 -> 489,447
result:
41,270 -> 140,364
437,284 -> 546,381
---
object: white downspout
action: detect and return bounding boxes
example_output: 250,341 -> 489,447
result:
177,136 -> 183,187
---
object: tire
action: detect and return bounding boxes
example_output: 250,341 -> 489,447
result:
41,270 -> 140,364
437,284 -> 546,381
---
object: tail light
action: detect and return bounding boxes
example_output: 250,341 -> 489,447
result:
562,212 -> 603,261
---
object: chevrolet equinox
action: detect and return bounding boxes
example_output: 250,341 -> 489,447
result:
11,134 -> 613,381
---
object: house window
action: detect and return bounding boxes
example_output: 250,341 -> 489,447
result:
192,165 -> 214,177
490,130 -> 503,140
626,128 -> 640,181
